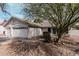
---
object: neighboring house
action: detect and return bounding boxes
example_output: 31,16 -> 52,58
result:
68,23 -> 79,36
0,20 -> 7,37
0,26 -> 5,36
3,17 -> 53,39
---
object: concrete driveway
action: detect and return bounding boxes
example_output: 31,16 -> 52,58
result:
0,37 -> 9,42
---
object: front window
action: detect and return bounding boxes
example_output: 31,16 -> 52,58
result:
53,27 -> 56,34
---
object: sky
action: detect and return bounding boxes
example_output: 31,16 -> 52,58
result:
0,3 -> 25,21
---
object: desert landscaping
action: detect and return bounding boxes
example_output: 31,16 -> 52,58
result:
0,32 -> 79,56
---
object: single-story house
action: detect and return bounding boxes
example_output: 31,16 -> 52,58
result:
3,17 -> 55,39
68,23 -> 79,36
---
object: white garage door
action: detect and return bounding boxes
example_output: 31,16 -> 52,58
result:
12,28 -> 28,38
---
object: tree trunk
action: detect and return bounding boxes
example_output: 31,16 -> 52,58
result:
54,33 -> 62,44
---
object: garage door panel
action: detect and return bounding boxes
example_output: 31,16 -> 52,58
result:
12,29 -> 28,38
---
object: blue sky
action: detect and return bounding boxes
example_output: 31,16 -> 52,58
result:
0,3 -> 25,21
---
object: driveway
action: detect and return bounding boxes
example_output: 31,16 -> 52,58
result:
0,37 -> 9,42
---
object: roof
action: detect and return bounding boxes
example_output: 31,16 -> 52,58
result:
3,17 -> 52,28
32,20 -> 52,28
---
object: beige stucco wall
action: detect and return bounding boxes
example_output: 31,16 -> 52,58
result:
27,28 -> 43,38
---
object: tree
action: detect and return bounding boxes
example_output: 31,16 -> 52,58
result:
23,3 -> 79,43
0,3 -> 10,15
